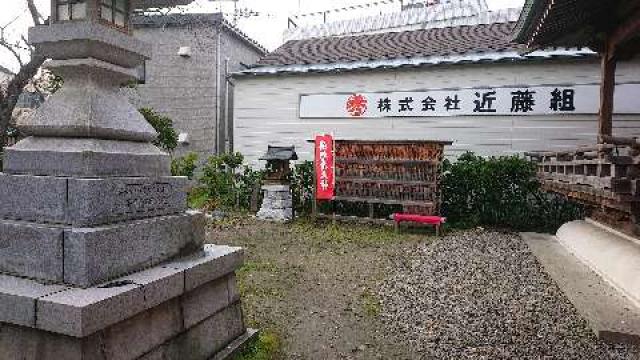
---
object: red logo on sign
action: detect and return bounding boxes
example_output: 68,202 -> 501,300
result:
314,134 -> 335,200
346,94 -> 368,117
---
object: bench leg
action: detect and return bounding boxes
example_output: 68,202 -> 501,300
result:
435,224 -> 440,237
395,221 -> 400,233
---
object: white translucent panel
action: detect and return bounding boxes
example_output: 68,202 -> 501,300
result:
101,5 -> 112,21
114,11 -> 125,27
116,0 -> 127,11
57,4 -> 69,21
71,2 -> 86,19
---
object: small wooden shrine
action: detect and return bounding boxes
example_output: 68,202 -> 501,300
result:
311,139 -> 451,223
516,0 -> 640,232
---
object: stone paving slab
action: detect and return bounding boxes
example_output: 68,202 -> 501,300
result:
522,232 -> 640,345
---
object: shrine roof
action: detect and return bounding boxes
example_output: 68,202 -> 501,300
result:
236,20 -> 595,76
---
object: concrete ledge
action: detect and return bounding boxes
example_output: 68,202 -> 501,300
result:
556,220 -> 640,309
522,232 -> 640,345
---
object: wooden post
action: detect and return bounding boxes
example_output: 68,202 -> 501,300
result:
598,42 -> 617,142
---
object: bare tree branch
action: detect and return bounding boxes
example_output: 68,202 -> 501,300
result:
26,0 -> 44,26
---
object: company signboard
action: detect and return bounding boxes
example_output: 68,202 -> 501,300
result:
299,83 -> 640,118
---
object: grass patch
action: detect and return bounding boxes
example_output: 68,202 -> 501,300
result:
234,329 -> 282,360
290,219 -> 427,248
361,289 -> 381,317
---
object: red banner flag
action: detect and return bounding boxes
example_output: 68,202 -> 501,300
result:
314,134 -> 335,200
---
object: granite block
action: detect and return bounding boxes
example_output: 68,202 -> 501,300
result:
64,212 -> 205,287
165,245 -> 244,291
0,275 -> 67,328
0,174 -> 188,226
67,176 -> 188,226
37,281 -> 145,337
142,302 -> 244,360
0,220 -> 64,282
227,273 -> 241,303
0,174 -> 67,223
0,323 -> 83,360
85,298 -> 184,360
121,265 -> 185,309
181,276 -> 229,329
29,22 -> 151,68
5,137 -> 170,178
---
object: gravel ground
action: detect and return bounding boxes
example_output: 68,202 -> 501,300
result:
379,229 -> 640,359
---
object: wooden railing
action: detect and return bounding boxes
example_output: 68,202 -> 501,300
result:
526,136 -> 640,219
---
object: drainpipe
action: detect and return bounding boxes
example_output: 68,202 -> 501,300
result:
224,58 -> 230,153
215,22 -> 222,154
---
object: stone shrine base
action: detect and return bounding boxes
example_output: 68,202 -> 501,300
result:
0,245 -> 253,360
257,185 -> 293,222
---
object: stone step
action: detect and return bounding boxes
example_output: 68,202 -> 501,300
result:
521,232 -> 640,344
0,211 -> 205,287
0,244 -> 244,338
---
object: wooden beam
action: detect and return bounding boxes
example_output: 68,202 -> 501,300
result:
598,41 -> 617,142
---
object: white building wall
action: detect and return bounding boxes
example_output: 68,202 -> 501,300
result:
233,58 -> 640,167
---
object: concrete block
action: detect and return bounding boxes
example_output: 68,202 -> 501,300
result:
0,220 -> 64,282
67,176 -> 188,226
64,212 -> 204,287
181,276 -> 229,329
0,173 -> 67,223
0,275 -> 67,327
166,245 -> 244,291
5,137 -> 170,178
37,281 -> 145,338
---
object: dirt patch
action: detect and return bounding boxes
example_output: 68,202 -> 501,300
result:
208,215 -> 431,360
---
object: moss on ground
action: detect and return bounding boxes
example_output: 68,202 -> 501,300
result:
233,329 -> 282,360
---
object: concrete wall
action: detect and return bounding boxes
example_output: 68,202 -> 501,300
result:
133,23 -> 263,158
233,58 -> 640,167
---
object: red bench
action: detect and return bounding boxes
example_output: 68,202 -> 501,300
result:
392,213 -> 446,236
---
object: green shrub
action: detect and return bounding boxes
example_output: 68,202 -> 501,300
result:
441,152 -> 583,233
198,152 -> 263,211
290,161 -> 314,215
139,107 -> 178,152
171,152 -> 199,179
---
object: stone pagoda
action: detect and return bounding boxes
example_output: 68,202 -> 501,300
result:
0,1 -> 253,358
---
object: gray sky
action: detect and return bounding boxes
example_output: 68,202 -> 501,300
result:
0,0 -> 523,72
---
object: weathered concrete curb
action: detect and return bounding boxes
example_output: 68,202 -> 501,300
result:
521,232 -> 640,345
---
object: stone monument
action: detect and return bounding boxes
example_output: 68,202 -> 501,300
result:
0,1 -> 254,358
256,146 -> 297,222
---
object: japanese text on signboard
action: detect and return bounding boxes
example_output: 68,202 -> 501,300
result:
314,134 -> 335,200
299,84 -> 640,118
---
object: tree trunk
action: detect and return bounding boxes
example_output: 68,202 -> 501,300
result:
0,55 -> 45,156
